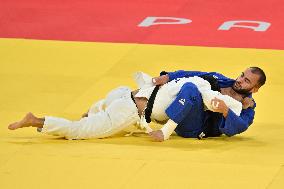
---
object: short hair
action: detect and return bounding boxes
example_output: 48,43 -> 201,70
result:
249,67 -> 266,87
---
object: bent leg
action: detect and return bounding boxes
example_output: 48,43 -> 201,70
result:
88,99 -> 106,114
88,86 -> 132,115
165,83 -> 205,138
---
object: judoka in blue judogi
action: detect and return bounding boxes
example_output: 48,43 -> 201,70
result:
150,67 -> 265,141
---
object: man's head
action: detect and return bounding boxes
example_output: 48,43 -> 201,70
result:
233,67 -> 266,95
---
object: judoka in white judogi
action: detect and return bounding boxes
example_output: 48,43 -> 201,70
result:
40,72 -> 242,140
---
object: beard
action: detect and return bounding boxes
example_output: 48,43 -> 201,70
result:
232,82 -> 253,95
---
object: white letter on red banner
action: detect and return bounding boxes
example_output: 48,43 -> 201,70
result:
138,17 -> 192,27
218,20 -> 271,31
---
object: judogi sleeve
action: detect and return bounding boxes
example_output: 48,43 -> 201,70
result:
219,105 -> 255,136
165,70 -> 212,81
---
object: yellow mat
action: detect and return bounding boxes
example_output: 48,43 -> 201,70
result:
0,38 -> 283,189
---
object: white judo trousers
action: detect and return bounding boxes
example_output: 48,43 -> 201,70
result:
41,87 -> 140,139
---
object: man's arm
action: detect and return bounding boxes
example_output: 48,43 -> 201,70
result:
219,108 -> 255,136
153,70 -> 212,85
167,70 -> 213,81
211,98 -> 255,136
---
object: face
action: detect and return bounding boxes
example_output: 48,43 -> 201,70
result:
233,68 -> 260,94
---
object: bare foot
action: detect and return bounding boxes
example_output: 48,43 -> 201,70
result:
8,112 -> 41,130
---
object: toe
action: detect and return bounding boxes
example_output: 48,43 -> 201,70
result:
8,124 -> 16,130
8,122 -> 19,130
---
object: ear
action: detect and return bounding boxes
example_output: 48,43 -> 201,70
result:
251,87 -> 259,93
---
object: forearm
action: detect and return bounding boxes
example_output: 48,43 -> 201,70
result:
219,109 -> 254,136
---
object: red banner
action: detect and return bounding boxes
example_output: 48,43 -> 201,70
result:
0,0 -> 283,49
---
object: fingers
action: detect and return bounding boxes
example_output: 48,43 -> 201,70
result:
148,131 -> 154,137
242,97 -> 255,109
148,131 -> 164,142
246,98 -> 254,107
152,137 -> 164,142
152,77 -> 161,85
210,98 -> 228,116
152,75 -> 169,85
211,98 -> 220,109
212,100 -> 220,109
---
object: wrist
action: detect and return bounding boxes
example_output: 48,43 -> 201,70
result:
164,74 -> 169,83
222,107 -> 229,118
161,119 -> 178,140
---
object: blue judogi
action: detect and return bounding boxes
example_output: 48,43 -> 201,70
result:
163,70 -> 256,138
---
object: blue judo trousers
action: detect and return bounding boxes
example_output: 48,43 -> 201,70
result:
165,83 -> 206,138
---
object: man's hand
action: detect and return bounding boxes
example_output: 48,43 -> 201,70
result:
149,130 -> 165,142
242,97 -> 255,109
152,74 -> 169,86
211,97 -> 229,117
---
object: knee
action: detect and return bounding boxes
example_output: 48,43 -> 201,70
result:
181,82 -> 199,92
180,82 -> 201,99
105,86 -> 131,106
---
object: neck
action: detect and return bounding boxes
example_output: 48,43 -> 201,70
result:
231,87 -> 250,97
221,87 -> 245,102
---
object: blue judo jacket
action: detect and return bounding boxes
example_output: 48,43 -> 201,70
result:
163,70 -> 256,138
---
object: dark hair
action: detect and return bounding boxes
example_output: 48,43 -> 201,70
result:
250,67 -> 266,87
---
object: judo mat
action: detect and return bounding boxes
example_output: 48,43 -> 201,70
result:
0,1 -> 284,188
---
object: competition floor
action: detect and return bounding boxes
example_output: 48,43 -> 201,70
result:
1,1 -> 284,189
